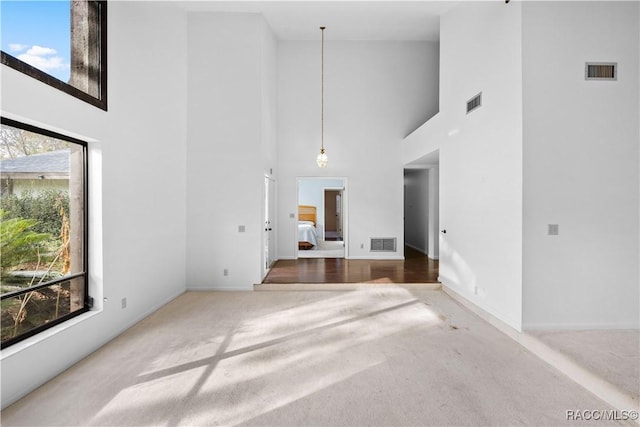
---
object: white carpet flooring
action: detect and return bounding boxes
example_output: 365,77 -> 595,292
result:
1,286 -> 625,426
530,329 -> 639,401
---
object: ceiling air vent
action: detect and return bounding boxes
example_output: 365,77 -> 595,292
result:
370,238 -> 396,252
466,92 -> 482,114
585,62 -> 617,81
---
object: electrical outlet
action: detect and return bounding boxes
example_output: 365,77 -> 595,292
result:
238,225 -> 245,233
548,224 -> 559,235
360,243 -> 364,249
121,297 -> 127,309
289,213 -> 295,218
224,269 -> 229,276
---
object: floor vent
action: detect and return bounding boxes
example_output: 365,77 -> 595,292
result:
370,238 -> 396,252
585,62 -> 617,80
466,92 -> 482,114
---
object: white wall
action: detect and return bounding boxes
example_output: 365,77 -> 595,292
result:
437,2 -> 524,330
261,20 -> 278,175
185,13 -> 277,290
404,169 -> 429,253
522,2 -> 640,329
1,2 -> 187,408
277,41 -> 439,260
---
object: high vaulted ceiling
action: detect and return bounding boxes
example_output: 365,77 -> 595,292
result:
180,1 -> 459,41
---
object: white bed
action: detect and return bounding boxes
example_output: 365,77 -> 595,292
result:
298,205 -> 319,250
298,220 -> 318,249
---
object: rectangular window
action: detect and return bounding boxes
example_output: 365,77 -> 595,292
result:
0,117 -> 89,348
1,1 -> 107,110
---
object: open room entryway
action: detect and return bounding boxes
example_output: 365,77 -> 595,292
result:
296,177 -> 347,259
262,175 -> 276,280
404,150 -> 439,264
324,188 -> 343,241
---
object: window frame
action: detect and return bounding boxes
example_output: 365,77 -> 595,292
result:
0,1 -> 108,111
0,117 -> 90,349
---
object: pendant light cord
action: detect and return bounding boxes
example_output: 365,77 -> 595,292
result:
321,26 -> 325,151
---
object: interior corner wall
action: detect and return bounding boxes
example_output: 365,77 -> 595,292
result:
276,41 -> 438,260
522,1 -> 640,329
186,13 -> 276,290
1,2 -> 188,408
404,169 -> 429,254
438,2 -> 524,330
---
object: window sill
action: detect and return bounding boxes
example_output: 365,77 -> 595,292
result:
0,308 -> 103,360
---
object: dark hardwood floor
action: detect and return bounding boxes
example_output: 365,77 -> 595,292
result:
262,246 -> 439,284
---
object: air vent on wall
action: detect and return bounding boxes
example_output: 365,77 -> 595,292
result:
466,92 -> 482,114
585,62 -> 617,80
370,238 -> 396,252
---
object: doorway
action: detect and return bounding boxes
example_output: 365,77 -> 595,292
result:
324,188 -> 343,241
262,175 -> 276,279
403,150 -> 439,261
297,177 -> 347,259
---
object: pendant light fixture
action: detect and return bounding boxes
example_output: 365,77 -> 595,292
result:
316,26 -> 328,168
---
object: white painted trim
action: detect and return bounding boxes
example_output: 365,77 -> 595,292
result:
523,322 -> 640,330
443,285 -> 639,416
440,278 -> 522,332
186,285 -> 253,291
1,310 -> 103,361
442,284 -> 521,340
519,333 -> 640,415
255,283 -> 442,291
347,255 -> 405,261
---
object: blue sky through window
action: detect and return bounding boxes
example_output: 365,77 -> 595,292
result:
1,1 -> 71,82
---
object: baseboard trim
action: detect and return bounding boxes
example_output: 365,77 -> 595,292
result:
442,285 -> 520,340
186,285 -> 253,291
347,255 -> 405,260
442,284 -> 639,417
524,321 -> 640,330
519,333 -> 639,416
254,283 -> 442,291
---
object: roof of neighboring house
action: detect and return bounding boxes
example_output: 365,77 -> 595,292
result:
0,149 -> 69,178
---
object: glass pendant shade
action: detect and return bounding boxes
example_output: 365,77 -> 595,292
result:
316,148 -> 328,168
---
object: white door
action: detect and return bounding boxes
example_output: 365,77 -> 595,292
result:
263,176 -> 276,276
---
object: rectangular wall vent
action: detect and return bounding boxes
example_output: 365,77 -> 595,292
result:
585,62 -> 617,80
466,92 -> 482,114
370,238 -> 396,252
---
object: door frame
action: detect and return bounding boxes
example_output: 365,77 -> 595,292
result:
295,176 -> 349,259
323,187 -> 343,241
262,174 -> 276,280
